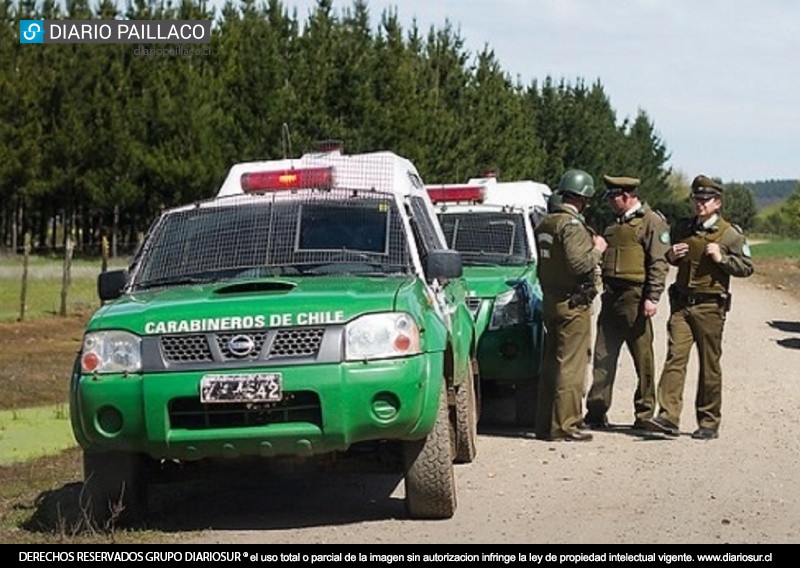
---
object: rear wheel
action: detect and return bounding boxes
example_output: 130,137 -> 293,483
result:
454,359 -> 478,463
403,382 -> 457,519
82,451 -> 149,529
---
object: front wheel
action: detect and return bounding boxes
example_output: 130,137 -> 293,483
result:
403,382 -> 457,519
454,359 -> 478,464
81,451 -> 149,529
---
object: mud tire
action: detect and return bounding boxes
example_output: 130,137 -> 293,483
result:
454,360 -> 478,463
403,383 -> 457,519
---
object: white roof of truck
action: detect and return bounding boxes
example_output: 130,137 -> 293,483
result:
466,176 -> 551,210
217,149 -> 429,199
427,175 -> 551,213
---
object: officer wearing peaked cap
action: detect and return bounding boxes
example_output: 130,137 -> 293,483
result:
645,174 -> 754,440
534,169 -> 607,442
584,175 -> 670,431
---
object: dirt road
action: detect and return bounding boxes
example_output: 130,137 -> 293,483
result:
161,272 -> 798,544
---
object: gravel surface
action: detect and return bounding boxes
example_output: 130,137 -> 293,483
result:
166,272 -> 799,544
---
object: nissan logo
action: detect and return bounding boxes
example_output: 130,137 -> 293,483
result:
228,334 -> 256,357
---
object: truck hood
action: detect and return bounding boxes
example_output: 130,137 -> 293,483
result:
462,265 -> 533,299
87,276 -> 415,335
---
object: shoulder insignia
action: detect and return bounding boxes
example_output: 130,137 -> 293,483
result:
568,219 -> 581,225
659,230 -> 671,245
654,210 -> 667,223
731,223 -> 744,234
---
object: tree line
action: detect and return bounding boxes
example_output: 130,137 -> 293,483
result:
2,0 -> 783,257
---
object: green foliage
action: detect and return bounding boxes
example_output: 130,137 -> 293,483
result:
744,178 -> 799,209
723,183 -> 757,231
754,184 -> 800,238
2,0 -> 675,251
750,239 -> 800,259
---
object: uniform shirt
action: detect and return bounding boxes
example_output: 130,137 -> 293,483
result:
600,202 -> 670,303
535,203 -> 601,293
669,214 -> 754,294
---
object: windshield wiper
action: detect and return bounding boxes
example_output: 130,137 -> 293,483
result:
304,261 -> 406,277
136,275 -> 217,290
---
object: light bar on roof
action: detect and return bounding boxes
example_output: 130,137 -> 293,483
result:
426,185 -> 485,204
241,166 -> 334,193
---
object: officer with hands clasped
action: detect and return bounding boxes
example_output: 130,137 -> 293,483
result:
534,169 -> 607,442
584,175 -> 671,430
645,174 -> 754,440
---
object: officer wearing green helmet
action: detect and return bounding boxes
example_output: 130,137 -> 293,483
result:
534,169 -> 607,441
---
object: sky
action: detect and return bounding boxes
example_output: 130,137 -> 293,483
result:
212,0 -> 800,183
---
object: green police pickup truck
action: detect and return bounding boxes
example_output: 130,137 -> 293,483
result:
428,175 -> 551,426
70,148 -> 478,524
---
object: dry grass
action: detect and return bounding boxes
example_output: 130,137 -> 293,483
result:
0,312 -> 90,410
752,257 -> 800,302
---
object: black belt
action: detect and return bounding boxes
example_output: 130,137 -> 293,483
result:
672,288 -> 725,306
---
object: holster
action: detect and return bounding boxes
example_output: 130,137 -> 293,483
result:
568,281 -> 598,308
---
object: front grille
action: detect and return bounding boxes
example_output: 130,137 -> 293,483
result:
168,391 -> 322,429
270,328 -> 325,358
161,334 -> 213,362
160,327 -> 326,365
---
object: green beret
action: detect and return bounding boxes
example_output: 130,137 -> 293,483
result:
603,175 -> 640,196
691,174 -> 724,196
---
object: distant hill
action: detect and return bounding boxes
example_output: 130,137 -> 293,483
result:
735,179 -> 799,209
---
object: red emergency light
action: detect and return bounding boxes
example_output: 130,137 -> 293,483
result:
426,185 -> 485,204
241,166 -> 334,192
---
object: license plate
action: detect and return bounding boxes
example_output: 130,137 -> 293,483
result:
200,373 -> 282,404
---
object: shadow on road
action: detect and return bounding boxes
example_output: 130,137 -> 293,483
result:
24,458 -> 409,535
768,320 -> 800,350
767,320 -> 800,333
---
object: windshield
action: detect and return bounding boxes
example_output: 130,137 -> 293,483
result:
439,211 -> 529,266
131,189 -> 412,289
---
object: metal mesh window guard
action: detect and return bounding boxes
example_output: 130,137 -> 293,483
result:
439,212 -> 529,265
132,189 -> 412,289
409,196 -> 446,252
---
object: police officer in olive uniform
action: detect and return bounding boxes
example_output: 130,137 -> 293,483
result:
584,175 -> 671,429
534,169 -> 607,442
645,175 -> 754,440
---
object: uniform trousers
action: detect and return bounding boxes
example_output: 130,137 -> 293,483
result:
587,285 -> 656,423
656,300 -> 726,430
536,295 -> 592,439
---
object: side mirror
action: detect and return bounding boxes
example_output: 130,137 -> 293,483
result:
98,269 -> 128,301
425,249 -> 463,281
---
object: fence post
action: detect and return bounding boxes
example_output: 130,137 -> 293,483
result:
59,236 -> 74,317
112,205 -> 119,259
18,232 -> 31,322
101,235 -> 109,273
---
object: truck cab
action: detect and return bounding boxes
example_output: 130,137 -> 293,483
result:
427,174 -> 550,426
71,148 -> 478,524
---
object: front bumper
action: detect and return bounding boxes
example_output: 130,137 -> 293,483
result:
70,353 -> 443,460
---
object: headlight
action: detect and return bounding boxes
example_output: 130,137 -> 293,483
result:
489,289 -> 524,330
81,331 -> 142,374
345,313 -> 420,361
